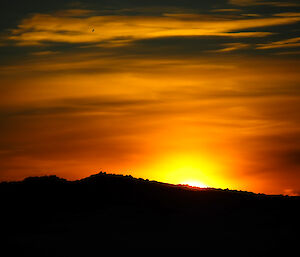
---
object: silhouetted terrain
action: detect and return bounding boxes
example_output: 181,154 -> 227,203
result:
1,172 -> 299,255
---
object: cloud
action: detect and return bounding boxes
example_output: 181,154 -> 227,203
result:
275,50 -> 300,55
6,9 -> 300,46
31,51 -> 60,56
257,37 -> 300,49
229,0 -> 300,7
208,42 -> 250,52
273,12 -> 300,17
2,96 -> 161,118
280,149 -> 300,168
211,9 -> 241,12
229,0 -> 259,5
53,9 -> 97,17
283,188 -> 300,196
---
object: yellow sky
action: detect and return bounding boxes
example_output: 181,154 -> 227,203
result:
1,52 -> 299,194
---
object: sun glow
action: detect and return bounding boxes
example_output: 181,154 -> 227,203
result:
145,153 -> 225,189
181,180 -> 209,188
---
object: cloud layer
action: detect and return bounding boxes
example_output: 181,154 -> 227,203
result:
6,10 -> 300,47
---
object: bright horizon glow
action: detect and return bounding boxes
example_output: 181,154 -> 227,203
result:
143,153 -> 228,190
181,180 -> 209,188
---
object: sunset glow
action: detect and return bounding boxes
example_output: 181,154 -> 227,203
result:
181,180 -> 209,188
0,0 -> 300,195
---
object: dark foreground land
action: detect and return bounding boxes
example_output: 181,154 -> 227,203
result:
1,172 -> 299,255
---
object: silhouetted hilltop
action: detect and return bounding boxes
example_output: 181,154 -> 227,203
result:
1,172 -> 299,255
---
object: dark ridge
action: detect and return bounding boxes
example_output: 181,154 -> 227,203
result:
1,172 -> 299,255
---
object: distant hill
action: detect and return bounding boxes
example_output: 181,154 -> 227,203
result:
1,172 -> 299,255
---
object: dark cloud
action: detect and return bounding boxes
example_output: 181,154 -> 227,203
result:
280,149 -> 300,168
0,96 -> 161,118
237,132 -> 300,179
0,0 -> 226,31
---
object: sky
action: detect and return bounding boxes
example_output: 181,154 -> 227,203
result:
0,0 -> 300,195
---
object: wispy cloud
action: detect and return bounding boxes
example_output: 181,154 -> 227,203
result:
273,12 -> 300,17
211,8 -> 241,12
284,188 -> 300,196
229,0 -> 259,6
257,37 -> 300,49
6,9 -> 300,46
229,0 -> 300,7
208,42 -> 250,52
31,51 -> 60,56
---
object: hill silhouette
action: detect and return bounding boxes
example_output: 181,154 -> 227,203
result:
1,172 -> 299,255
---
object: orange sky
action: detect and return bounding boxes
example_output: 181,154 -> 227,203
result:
0,0 -> 300,195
